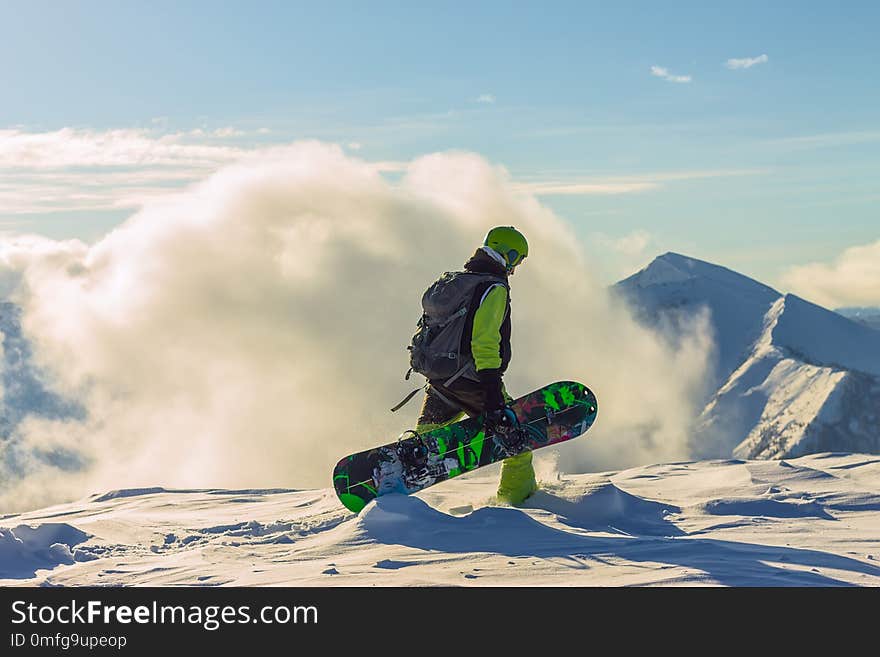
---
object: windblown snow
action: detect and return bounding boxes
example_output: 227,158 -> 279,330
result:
2,453 -> 879,586
3,251 -> 880,586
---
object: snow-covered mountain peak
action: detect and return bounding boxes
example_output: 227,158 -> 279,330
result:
615,254 -> 880,463
620,252 -> 781,299
614,253 -> 782,388
629,252 -> 698,287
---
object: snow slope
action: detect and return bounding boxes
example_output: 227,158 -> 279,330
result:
2,453 -> 879,586
613,252 -> 781,388
837,307 -> 880,331
615,254 -> 880,461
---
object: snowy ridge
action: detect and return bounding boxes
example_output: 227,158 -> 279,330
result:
771,294 -> 880,378
618,254 -> 880,461
613,252 -> 781,388
696,295 -> 880,459
2,455 -> 879,586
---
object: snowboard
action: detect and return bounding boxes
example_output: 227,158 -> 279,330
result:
333,380 -> 598,513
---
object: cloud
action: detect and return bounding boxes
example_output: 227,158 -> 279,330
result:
766,130 -> 880,150
650,66 -> 692,83
211,127 -> 246,138
0,128 -> 245,169
514,181 -> 659,195
475,94 -> 496,104
0,169 -> 207,214
513,168 -> 767,196
610,230 -> 652,257
0,128 -> 400,216
0,143 -> 714,511
586,230 -> 658,281
0,125 -> 769,215
780,240 -> 880,308
725,54 -> 768,70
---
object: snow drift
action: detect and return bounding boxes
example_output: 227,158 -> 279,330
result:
2,453 -> 879,586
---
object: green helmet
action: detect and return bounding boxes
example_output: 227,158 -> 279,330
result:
484,226 -> 529,271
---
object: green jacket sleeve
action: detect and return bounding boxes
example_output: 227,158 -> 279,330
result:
471,284 -> 508,371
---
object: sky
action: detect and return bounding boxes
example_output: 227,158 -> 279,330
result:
1,0 -> 879,295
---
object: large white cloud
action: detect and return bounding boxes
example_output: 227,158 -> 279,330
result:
0,142 -> 713,511
781,240 -> 880,308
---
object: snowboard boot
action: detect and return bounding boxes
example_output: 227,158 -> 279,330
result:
495,451 -> 537,506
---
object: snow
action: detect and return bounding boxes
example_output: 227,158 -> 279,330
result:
613,252 -> 781,387
837,307 -> 880,331
696,295 -> 880,460
772,294 -> 880,378
2,453 -> 879,586
2,252 -> 879,586
0,523 -> 91,579
619,254 -> 880,462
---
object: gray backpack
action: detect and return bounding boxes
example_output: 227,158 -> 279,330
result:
391,271 -> 506,412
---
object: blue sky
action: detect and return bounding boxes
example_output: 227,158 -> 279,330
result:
2,0 -> 878,288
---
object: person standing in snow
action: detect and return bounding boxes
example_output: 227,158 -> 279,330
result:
407,226 -> 536,505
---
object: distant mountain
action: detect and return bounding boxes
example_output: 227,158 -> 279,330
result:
613,252 -> 781,390
613,253 -> 880,461
837,307 -> 880,331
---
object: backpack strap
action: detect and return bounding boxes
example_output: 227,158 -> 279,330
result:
427,384 -> 464,411
443,360 -> 473,387
390,385 -> 426,413
435,305 -> 469,328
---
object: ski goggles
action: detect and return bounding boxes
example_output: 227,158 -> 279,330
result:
505,248 -> 526,270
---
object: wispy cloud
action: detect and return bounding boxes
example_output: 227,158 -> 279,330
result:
515,181 -> 660,195
0,125 -> 769,214
725,54 -> 768,70
600,229 -> 653,257
0,128 -> 246,169
475,94 -> 496,104
650,66 -> 692,83
514,168 -> 767,196
0,127 -> 422,216
766,130 -> 880,149
0,127 -> 254,215
589,229 -> 657,279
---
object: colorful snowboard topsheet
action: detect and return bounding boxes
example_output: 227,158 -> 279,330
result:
333,381 -> 598,512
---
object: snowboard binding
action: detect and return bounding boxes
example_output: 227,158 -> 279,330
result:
484,408 -> 528,456
495,427 -> 528,456
396,430 -> 429,472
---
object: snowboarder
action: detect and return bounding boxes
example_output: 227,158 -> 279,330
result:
411,226 -> 536,505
